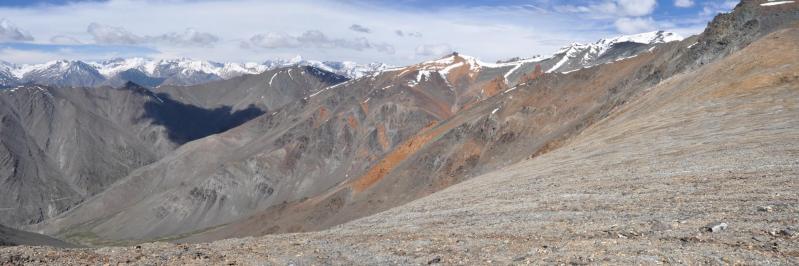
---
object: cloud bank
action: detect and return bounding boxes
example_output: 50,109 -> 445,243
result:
88,23 -> 219,47
243,30 -> 394,54
0,18 -> 34,41
0,0 -> 733,65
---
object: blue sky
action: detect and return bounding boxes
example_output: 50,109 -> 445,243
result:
0,0 -> 739,65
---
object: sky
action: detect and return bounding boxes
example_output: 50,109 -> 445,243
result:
0,0 -> 739,65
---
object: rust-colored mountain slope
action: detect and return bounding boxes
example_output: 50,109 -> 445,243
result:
176,0 -> 799,243
33,53 -> 528,245
29,0 -> 798,248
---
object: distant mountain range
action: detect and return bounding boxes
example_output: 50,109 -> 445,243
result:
0,56 -> 390,88
0,31 -> 682,90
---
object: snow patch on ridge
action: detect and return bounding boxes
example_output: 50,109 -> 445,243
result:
761,1 -> 794,6
268,72 -> 279,86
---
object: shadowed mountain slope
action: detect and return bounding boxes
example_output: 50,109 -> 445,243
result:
0,66 -> 345,230
0,225 -> 78,248
0,84 -> 178,227
154,66 -> 347,111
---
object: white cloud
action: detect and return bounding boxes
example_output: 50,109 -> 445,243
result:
0,0 -> 611,65
415,43 -> 453,57
616,0 -> 657,17
373,43 -> 396,54
88,23 -> 218,47
245,30 -> 395,54
554,0 -> 715,37
50,35 -> 83,45
349,24 -> 370,33
87,22 -> 142,44
0,0 -> 720,65
675,0 -> 695,8
556,0 -> 656,18
614,17 -> 657,34
152,28 -> 219,47
0,18 -> 34,41
246,32 -> 299,49
395,30 -> 422,38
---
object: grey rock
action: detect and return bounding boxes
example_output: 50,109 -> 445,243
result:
706,223 -> 729,233
779,228 -> 797,238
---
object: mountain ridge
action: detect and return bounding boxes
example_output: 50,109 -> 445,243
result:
0,57 -> 387,88
0,31 -> 682,89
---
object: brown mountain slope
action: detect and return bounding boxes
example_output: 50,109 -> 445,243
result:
33,53 -> 528,245
6,17 -> 798,265
34,0 -> 798,246
179,0 -> 799,242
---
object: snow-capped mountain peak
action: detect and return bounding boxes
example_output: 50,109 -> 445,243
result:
541,31 -> 684,73
597,31 -> 683,47
262,56 -> 390,80
556,31 -> 684,58
89,57 -> 151,77
1,56 -> 388,88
